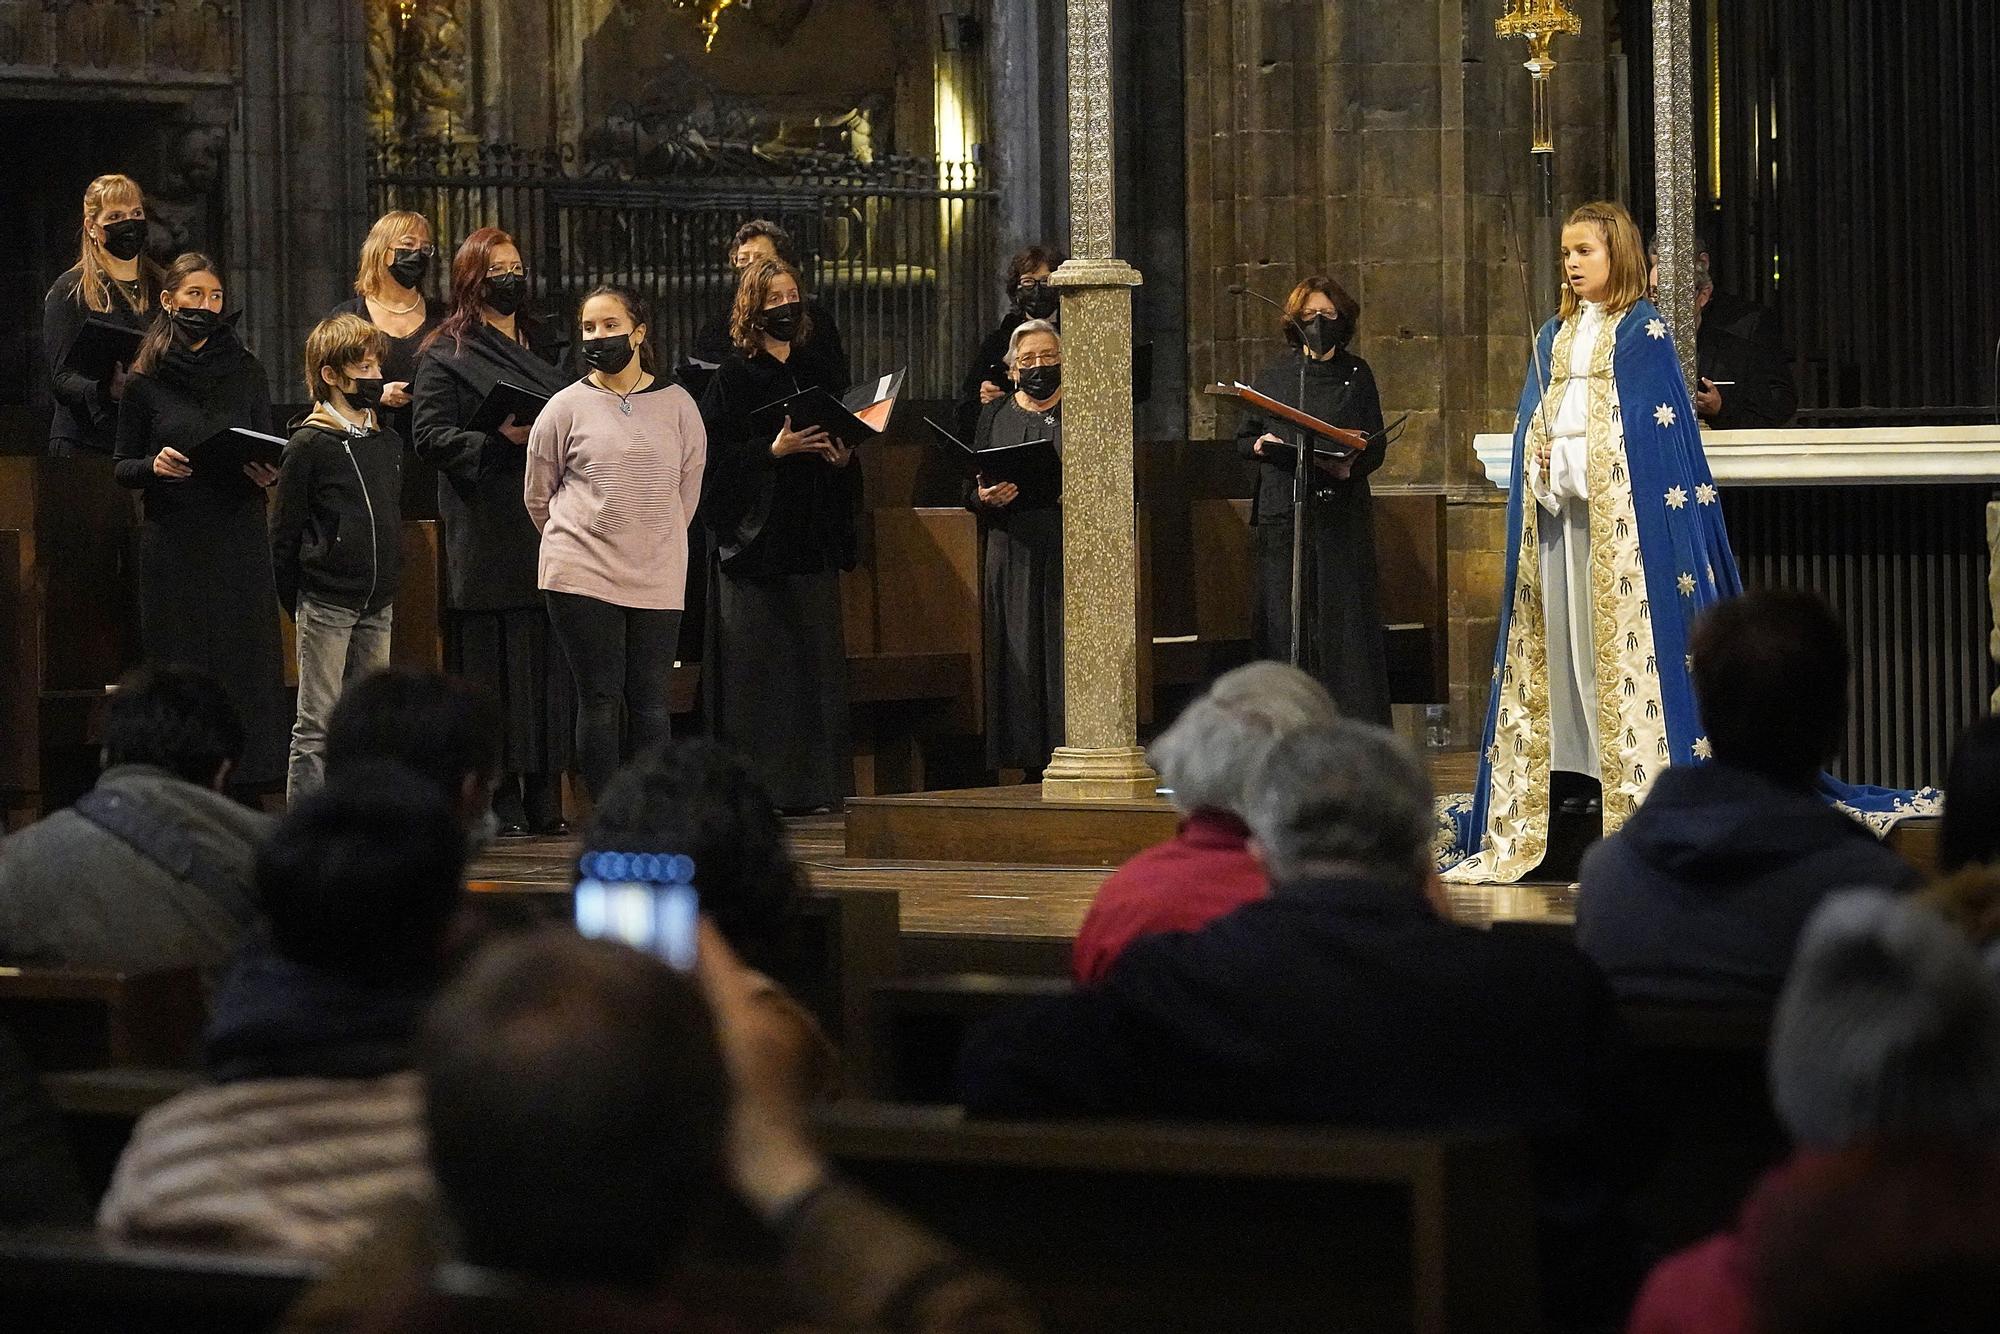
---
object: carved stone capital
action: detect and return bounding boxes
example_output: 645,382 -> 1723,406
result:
1050,256 -> 1143,290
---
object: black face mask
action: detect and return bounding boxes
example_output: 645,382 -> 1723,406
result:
760,300 -> 804,343
100,218 -> 148,263
581,335 -> 636,376
1300,312 -> 1354,357
1016,281 -> 1058,320
171,306 -> 227,342
1018,364 -> 1062,401
482,272 -> 528,316
346,376 -> 387,409
387,248 -> 431,291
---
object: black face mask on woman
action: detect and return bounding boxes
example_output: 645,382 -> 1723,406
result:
760,300 -> 804,343
482,272 -> 528,316
1017,364 -> 1062,402
387,248 -> 431,291
1016,280 -> 1058,321
170,306 -> 227,342
1300,311 -> 1354,357
100,218 -> 149,263
580,335 -> 636,376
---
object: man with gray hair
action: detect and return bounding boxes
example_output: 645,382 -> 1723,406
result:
1071,661 -> 1337,983
963,719 -> 1620,1144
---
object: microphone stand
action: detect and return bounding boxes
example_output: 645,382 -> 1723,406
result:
1229,284 -> 1312,669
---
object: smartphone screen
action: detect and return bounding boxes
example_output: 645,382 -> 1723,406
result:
573,850 -> 699,971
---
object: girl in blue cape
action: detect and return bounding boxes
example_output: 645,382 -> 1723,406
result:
1442,201 -> 1932,883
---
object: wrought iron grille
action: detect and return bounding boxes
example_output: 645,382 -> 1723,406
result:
368,139 -> 999,399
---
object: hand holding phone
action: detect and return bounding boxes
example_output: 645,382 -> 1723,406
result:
574,850 -> 699,971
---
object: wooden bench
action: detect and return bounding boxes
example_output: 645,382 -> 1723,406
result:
0,1230 -> 317,1334
871,973 -> 1076,1102
814,1100 -> 1541,1334
0,965 -> 204,1072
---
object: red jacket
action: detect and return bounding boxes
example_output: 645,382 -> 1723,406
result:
1071,811 -> 1268,985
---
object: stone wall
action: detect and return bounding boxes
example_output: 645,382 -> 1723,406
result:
1182,0 -> 1616,739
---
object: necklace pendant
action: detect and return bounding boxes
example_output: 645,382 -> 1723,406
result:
619,400 -> 632,415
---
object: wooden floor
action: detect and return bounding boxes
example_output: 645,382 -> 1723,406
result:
466,749 -> 1580,964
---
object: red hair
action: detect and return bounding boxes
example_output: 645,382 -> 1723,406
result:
424,226 -> 518,355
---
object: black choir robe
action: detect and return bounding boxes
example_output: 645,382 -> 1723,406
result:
696,336 -> 857,810
1695,320 -> 1797,431
969,396 -> 1064,772
1235,349 -> 1393,725
111,329 -> 289,787
43,266 -> 150,456
411,318 -> 575,781
955,310 -> 1025,442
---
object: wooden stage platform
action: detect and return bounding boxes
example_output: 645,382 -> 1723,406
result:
470,750 -> 1584,975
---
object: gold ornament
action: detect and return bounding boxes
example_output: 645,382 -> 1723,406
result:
1495,0 -> 1582,154
668,0 -> 746,53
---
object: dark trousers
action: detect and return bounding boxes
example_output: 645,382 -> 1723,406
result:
546,590 -> 681,799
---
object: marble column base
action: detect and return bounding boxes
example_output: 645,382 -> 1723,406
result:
1041,745 -> 1160,801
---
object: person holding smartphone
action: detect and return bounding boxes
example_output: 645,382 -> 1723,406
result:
413,227 -> 575,835
696,257 -> 856,814
44,173 -> 160,457
112,252 -> 287,790
526,285 -> 706,801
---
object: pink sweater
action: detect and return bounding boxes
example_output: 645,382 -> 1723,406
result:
524,378 -> 707,611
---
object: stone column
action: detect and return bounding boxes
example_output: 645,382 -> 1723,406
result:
1041,0 -> 1158,801
1652,0 -> 1698,385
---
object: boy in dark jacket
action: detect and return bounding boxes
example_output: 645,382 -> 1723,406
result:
272,312 -> 403,803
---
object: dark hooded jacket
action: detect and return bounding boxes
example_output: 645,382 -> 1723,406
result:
1575,763 -> 1922,1005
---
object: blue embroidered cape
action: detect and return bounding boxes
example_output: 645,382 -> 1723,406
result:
1441,300 -> 1934,883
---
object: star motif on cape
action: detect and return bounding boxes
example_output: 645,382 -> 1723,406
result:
1646,318 -> 1668,340
1654,403 -> 1677,428
1695,483 -> 1718,505
1677,572 -> 1696,595
1693,736 -> 1713,760
1665,485 -> 1688,510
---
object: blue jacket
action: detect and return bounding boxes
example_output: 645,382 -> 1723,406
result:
1576,763 -> 1922,1005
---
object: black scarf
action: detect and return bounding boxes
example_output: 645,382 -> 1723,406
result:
152,324 -> 252,397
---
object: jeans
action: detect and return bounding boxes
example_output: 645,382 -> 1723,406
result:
288,595 -> 394,804
546,590 -> 681,799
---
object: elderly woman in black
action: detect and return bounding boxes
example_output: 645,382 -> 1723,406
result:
112,252 -> 287,788
969,318 -> 1065,777
697,257 -> 856,813
411,226 -> 575,835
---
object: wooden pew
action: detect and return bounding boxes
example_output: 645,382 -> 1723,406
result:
0,1230 -> 316,1334
0,965 -> 204,1071
815,1101 -> 1542,1334
871,973 -> 1075,1102
461,882 -> 903,1096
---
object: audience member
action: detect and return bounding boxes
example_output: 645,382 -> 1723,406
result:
323,667 -> 502,839
1576,591 -> 1919,1004
0,665 -> 266,989
1626,888 -> 2000,1334
962,717 -> 1621,1130
0,1025 -> 89,1227
581,738 -> 836,1094
294,928 -> 1037,1334
97,765 -> 468,1259
1071,661 -> 1336,984
1937,715 -> 2000,874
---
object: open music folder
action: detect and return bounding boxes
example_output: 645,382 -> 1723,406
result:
924,416 -> 1060,507
751,368 -> 906,450
1204,382 -> 1406,466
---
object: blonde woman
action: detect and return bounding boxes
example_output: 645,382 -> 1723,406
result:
334,210 -> 442,514
43,173 -> 159,456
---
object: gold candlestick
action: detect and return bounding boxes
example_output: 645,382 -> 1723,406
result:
1495,0 -> 1582,154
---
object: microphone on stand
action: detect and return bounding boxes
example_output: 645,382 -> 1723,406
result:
1227,282 -> 1313,669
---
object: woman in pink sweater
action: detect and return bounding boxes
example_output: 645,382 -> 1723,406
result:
525,286 -> 706,798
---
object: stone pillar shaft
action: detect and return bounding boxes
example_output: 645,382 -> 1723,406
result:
1041,0 -> 1157,801
1652,0 -> 1698,386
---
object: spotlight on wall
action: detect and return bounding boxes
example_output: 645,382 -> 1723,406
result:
935,0 -> 981,52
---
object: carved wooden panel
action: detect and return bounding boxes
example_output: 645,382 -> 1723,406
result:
0,0 -> 237,87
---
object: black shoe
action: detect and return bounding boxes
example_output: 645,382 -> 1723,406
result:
497,820 -> 533,839
532,817 -> 570,838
